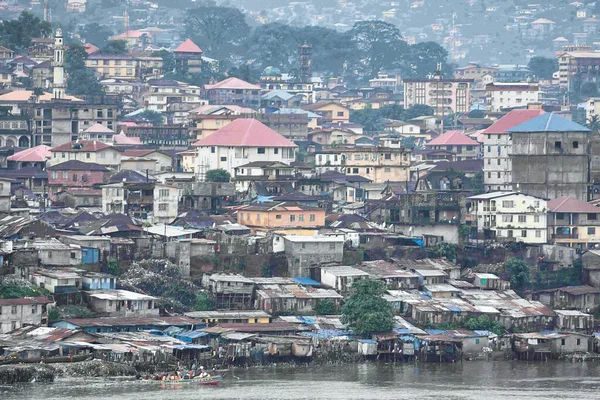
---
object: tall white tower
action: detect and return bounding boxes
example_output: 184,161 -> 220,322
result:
52,28 -> 65,100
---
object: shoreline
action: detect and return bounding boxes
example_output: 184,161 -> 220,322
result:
4,351 -> 599,385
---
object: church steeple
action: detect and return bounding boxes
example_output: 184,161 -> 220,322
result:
52,28 -> 65,100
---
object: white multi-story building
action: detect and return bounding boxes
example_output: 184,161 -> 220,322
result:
469,191 -> 548,244
0,297 -> 52,333
153,184 -> 179,224
485,82 -> 541,112
482,109 -> 545,191
192,118 -> 297,180
145,79 -> 205,113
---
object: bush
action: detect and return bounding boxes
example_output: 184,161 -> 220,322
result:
315,299 -> 341,315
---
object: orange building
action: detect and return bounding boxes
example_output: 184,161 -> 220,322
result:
237,202 -> 326,229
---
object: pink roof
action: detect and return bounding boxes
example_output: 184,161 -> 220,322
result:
425,130 -> 479,146
7,145 -> 51,162
205,77 -> 261,91
548,197 -> 600,213
118,122 -> 138,127
192,118 -> 297,148
84,43 -> 99,55
175,38 -> 203,54
113,133 -> 141,145
51,140 -> 114,153
483,110 -> 546,134
85,123 -> 115,134
110,30 -> 149,40
0,90 -> 82,102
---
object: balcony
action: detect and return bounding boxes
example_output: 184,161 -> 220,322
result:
553,233 -> 579,239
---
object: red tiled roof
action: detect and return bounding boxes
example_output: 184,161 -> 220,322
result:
123,149 -> 165,157
205,77 -> 261,90
425,130 -> 479,146
483,110 -> 545,134
51,140 -> 115,153
548,197 -> 600,213
85,123 -> 115,133
192,118 -> 297,148
113,133 -> 141,145
0,296 -> 52,306
174,38 -> 203,54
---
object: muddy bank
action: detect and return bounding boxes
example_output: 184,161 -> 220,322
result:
0,364 -> 55,384
52,360 -> 137,377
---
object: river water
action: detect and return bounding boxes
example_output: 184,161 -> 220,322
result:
3,361 -> 600,399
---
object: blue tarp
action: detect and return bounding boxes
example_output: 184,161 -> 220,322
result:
172,345 -> 212,351
425,329 -> 445,335
175,331 -> 209,343
411,238 -> 424,247
357,339 -> 377,344
293,277 -> 321,286
298,316 -> 317,325
299,329 -> 352,339
446,305 -> 462,312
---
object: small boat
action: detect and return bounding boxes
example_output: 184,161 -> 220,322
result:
139,375 -> 224,386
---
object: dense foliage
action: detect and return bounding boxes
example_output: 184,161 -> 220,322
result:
350,104 -> 434,134
527,56 -> 558,80
533,259 -> 582,290
205,169 -> 231,183
341,280 -> 394,337
65,43 -> 105,96
505,258 -> 531,292
0,12 -> 51,50
431,315 -> 505,336
49,305 -> 97,322
0,280 -> 47,299
138,110 -> 164,125
315,299 -> 341,315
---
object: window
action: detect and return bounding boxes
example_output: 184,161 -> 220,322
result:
502,200 -> 514,208
274,148 -> 279,154
62,171 -> 68,179
589,227 -> 596,235
290,215 -> 296,222
497,159 -> 501,165
352,168 -> 359,174
257,147 -> 266,154
70,252 -> 76,259
11,305 -> 17,314
86,152 -> 90,159
557,213 -> 565,219
561,338 -> 566,346
502,215 -> 513,223
521,230 -> 527,237
275,214 -> 282,219
329,243 -> 335,250
536,230 -> 541,238
82,175 -> 88,182
507,230 -> 513,238
337,111 -> 344,117
588,213 -> 597,220
577,338 -> 581,346
220,156 -> 227,161
555,141 -> 562,150
534,215 -> 540,223
159,189 -> 169,197
385,167 -> 391,172
299,214 -> 304,222
72,174 -> 77,182
384,153 -> 391,160
256,213 -> 260,222
573,141 -> 579,149
211,147 -> 215,154
518,215 -> 526,223
52,171 -> 58,179
158,204 -> 168,211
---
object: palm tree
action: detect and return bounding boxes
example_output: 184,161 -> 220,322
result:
587,115 -> 600,133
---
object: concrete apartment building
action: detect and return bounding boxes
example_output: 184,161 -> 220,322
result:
548,197 -> 600,248
0,297 -> 52,333
145,78 -> 204,113
424,130 -> 480,161
469,192 -> 548,244
192,118 -> 297,180
204,77 -> 262,108
482,109 -> 545,192
332,146 -> 411,183
485,82 -> 541,112
508,113 -> 591,201
403,78 -> 473,116
557,48 -> 600,91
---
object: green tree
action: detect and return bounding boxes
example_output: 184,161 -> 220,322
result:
205,168 -> 231,183
459,224 -> 472,241
138,109 -> 164,125
403,41 -> 452,78
464,315 -> 505,335
341,280 -> 394,337
468,109 -> 485,118
102,40 -> 128,54
65,43 -> 105,96
528,56 -> 558,80
79,23 -> 114,48
587,115 -> 600,133
247,23 -> 297,71
403,104 -> 435,120
580,81 -> 599,98
186,6 -> 250,59
505,257 -> 530,292
470,171 -> 484,195
348,20 -> 407,77
315,299 -> 341,315
434,242 -> 458,261
349,106 -> 385,133
107,259 -> 120,276
193,292 -> 215,311
0,11 -> 52,50
152,49 -> 176,75
401,136 -> 418,149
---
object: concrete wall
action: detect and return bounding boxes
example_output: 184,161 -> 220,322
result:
391,223 -> 460,245
284,240 -> 344,277
0,303 -> 45,333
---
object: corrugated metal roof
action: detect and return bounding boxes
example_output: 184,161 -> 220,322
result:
507,113 -> 590,133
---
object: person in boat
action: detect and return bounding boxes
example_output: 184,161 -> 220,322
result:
198,366 -> 209,378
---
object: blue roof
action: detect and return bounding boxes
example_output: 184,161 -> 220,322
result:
292,277 -> 321,286
262,90 -> 295,101
274,108 -> 322,118
176,330 -> 209,340
299,329 -> 352,339
507,113 -> 590,133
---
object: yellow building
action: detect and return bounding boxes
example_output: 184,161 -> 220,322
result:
189,105 -> 256,140
85,54 -> 140,79
184,310 -> 271,324
303,101 -> 350,124
326,146 -> 411,183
